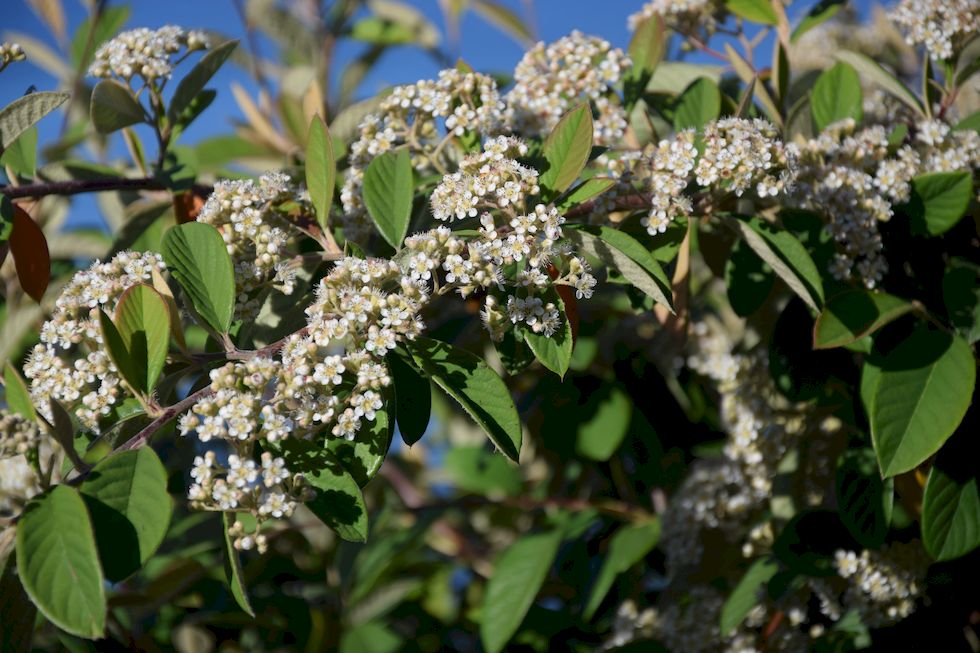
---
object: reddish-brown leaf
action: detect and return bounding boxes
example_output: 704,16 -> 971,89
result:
9,205 -> 50,302
173,190 -> 205,224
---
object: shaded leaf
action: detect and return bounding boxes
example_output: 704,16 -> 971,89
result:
221,512 -> 255,616
306,458 -> 370,542
813,290 -> 912,349
480,530 -> 562,653
389,352 -> 431,446
908,171 -> 973,236
90,79 -> 144,134
111,284 -> 171,393
161,222 -> 236,333
8,204 -> 50,302
733,217 -> 823,311
836,449 -> 894,548
720,558 -> 779,634
0,91 -> 68,150
871,330 -> 975,477
363,149 -> 413,248
922,429 -> 980,561
540,104 -> 593,196
16,485 -> 106,639
584,519 -> 660,619
406,337 -> 522,461
835,50 -> 924,116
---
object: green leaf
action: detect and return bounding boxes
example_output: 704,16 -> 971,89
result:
16,485 -> 106,639
90,79 -> 145,134
349,16 -> 417,45
305,458 -> 370,542
0,91 -> 69,150
725,237 -> 774,317
326,399 -> 393,488
111,284 -> 171,393
1,126 -> 38,178
79,448 -> 172,582
471,0 -> 535,46
389,352 -> 431,446
908,171 -> 973,236
565,225 -> 673,311
221,512 -> 255,616
792,0 -> 846,41
480,530 -> 562,653
725,44 -> 783,127
98,308 -> 141,398
306,115 -> 336,231
956,111 -> 980,134
811,62 -> 863,132
871,330 -> 976,477
625,14 -> 667,108
576,386 -> 632,462
835,51 -> 924,116
719,558 -> 779,635
725,0 -> 778,24
0,195 -> 12,242
540,104 -> 594,196
673,77 -> 722,131
406,337 -> 522,461
70,5 -> 129,69
521,289 -> 573,378
0,553 -> 36,653
583,519 -> 660,619
813,290 -> 913,349
556,177 -> 616,213
3,361 -> 35,420
162,222 -> 236,333
943,259 -> 980,343
836,448 -> 894,548
166,39 -> 238,124
363,149 -> 413,248
733,217 -> 824,311
445,446 -> 523,497
922,431 -> 980,561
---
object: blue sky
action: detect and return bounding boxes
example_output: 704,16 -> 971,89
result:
2,0 -> 878,229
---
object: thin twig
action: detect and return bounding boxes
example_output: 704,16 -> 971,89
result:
0,176 -> 213,200
116,385 -> 215,452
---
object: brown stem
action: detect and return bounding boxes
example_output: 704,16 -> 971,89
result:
115,384 -> 215,453
1,176 -> 213,200
564,193 -> 651,218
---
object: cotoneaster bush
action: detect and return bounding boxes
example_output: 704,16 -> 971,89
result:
0,0 -> 978,651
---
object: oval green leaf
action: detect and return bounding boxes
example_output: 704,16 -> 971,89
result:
540,103 -> 593,197
836,448 -> 894,548
871,330 -> 976,477
406,337 -> 522,461
389,352 -> 431,446
3,361 -> 36,420
90,79 -> 145,134
811,62 -> 863,132
719,557 -> 779,635
162,221 -> 236,333
16,485 -> 106,639
583,519 -> 660,619
673,77 -> 721,131
480,529 -> 562,653
221,512 -> 255,616
306,115 -> 336,231
908,171 -> 973,237
112,284 -> 171,393
734,217 -> 824,311
922,427 -> 980,561
79,448 -> 172,582
167,39 -> 238,123
305,458 -> 370,542
0,91 -> 69,149
813,290 -> 913,349
363,148 -> 413,248
565,225 -> 674,311
522,289 -> 573,378
326,398 -> 393,488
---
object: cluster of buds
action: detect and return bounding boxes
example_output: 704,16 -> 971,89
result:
197,172 -> 300,318
0,411 -> 43,459
341,69 -> 505,242
25,251 -> 166,431
628,0 -> 726,39
788,117 -> 980,287
0,42 -> 26,69
89,26 -> 209,83
505,31 -> 630,145
695,118 -> 796,198
889,0 -> 980,61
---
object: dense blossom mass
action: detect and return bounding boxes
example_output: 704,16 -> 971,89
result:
888,0 -> 980,61
88,25 -> 209,82
505,31 -> 631,144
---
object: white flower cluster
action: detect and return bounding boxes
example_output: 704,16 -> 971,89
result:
788,117 -> 980,287
25,251 -> 166,431
89,25 -> 209,82
889,0 -> 980,61
645,130 -> 699,234
628,0 -> 723,36
430,136 -> 539,222
505,31 -> 631,145
0,456 -> 41,518
695,118 -> 795,198
186,446 -> 304,552
820,543 -> 928,627
197,172 -> 298,318
0,411 -> 42,459
341,69 -> 505,242
0,42 -> 26,66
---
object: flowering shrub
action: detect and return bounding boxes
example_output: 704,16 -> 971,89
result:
1,0 -> 979,650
